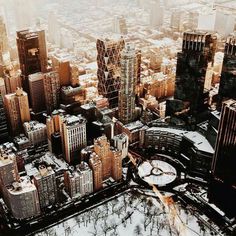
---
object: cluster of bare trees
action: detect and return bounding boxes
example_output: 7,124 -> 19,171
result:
36,190 -> 211,236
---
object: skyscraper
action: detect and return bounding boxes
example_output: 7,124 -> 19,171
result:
0,15 -> 9,66
48,11 -> 61,46
61,115 -> 87,164
218,37 -> 236,107
0,78 -> 6,98
150,0 -> 164,28
112,16 -> 128,35
97,38 -> 125,108
89,152 -> 102,191
46,109 -> 66,154
94,135 -> 111,180
93,135 -> 122,181
110,148 -> 122,181
167,32 -> 217,119
0,94 -> 8,143
4,88 -> 30,135
51,54 -> 70,86
43,71 -> 60,114
16,29 -> 47,95
29,72 -> 46,113
118,43 -> 138,125
3,69 -> 22,94
210,100 -> 236,217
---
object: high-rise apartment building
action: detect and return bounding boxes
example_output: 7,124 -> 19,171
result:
210,100 -> 236,217
6,176 -> 41,220
218,37 -> 236,108
48,11 -> 61,46
198,10 -> 235,37
0,94 -> 8,143
61,115 -> 87,164
0,16 -> 9,66
110,148 -> 122,181
113,133 -> 129,159
64,162 -> 93,198
43,71 -> 60,114
89,152 -> 102,191
94,135 -> 111,180
16,30 -> 47,95
76,161 -> 93,196
167,32 -> 217,119
23,121 -> 47,146
170,10 -> 184,31
46,109 -> 66,154
150,0 -> 164,28
4,88 -> 30,135
112,16 -> 128,35
0,78 -> 6,98
4,69 -> 22,94
93,135 -> 122,181
33,165 -> 57,209
119,43 -> 138,125
29,72 -> 46,113
51,54 -> 70,86
64,169 -> 81,198
97,38 -> 125,108
0,151 -> 19,194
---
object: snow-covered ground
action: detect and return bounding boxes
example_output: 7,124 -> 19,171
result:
35,189 -> 219,236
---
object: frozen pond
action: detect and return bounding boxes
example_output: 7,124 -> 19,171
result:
35,189 -> 218,236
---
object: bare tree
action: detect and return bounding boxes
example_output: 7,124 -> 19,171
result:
101,219 -> 110,236
133,224 -> 143,236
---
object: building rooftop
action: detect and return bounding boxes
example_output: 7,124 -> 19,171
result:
14,134 -> 30,144
224,99 -> 236,110
147,127 -> 214,154
211,110 -> 221,120
23,121 -> 46,133
0,153 -> 16,167
81,102 -> 96,110
89,152 -> 101,166
7,176 -> 36,195
51,109 -> 66,116
16,29 -> 40,40
33,165 -> 55,180
183,131 -> 214,154
77,161 -> 91,173
0,142 -> 17,153
63,114 -> 86,126
25,152 -> 69,177
147,127 -> 185,136
28,72 -> 43,82
124,120 -> 144,132
113,133 -> 128,140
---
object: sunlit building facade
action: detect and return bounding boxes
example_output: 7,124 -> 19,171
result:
4,88 -> 30,136
16,30 -> 47,95
97,38 -> 125,108
118,43 -> 138,125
